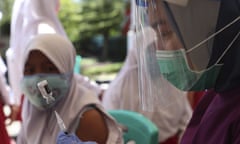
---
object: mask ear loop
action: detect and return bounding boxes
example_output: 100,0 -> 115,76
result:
215,31 -> 240,64
186,16 -> 240,54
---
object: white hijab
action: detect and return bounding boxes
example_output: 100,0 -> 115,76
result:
17,34 -> 101,144
8,0 -> 67,105
102,28 -> 192,142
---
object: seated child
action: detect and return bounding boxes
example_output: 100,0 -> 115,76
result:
17,34 -> 123,144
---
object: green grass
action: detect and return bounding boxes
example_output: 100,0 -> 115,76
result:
80,57 -> 123,81
80,58 -> 98,66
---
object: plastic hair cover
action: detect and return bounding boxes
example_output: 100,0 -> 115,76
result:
135,0 -> 240,110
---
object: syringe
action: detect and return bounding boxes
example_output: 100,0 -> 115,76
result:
37,80 -> 67,133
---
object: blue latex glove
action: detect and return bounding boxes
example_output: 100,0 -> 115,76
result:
56,131 -> 97,144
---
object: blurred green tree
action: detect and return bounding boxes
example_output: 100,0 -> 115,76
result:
0,0 -> 13,17
0,0 -> 126,60
59,0 -> 125,60
59,0 -> 81,41
0,0 -> 13,36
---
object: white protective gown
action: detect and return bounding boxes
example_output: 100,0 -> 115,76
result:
102,27 -> 192,143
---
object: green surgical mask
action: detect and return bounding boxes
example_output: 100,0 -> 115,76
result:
154,16 -> 240,91
156,49 -> 223,91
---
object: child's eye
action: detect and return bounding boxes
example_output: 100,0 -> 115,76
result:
24,67 -> 35,75
46,66 -> 57,72
44,64 -> 59,73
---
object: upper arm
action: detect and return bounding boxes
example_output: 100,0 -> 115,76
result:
76,109 -> 109,144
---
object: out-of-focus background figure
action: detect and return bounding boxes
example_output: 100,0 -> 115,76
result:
102,27 -> 192,144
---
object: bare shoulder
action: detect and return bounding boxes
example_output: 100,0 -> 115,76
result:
76,108 -> 109,144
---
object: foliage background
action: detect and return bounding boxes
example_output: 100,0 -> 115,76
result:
59,0 -> 126,61
0,0 -> 129,81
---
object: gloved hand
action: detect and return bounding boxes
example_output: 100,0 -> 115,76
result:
56,131 -> 97,144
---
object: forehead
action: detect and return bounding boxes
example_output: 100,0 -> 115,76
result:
24,49 -> 60,75
25,50 -> 56,67
26,50 -> 49,61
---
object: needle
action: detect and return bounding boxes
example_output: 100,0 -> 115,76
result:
54,110 -> 67,133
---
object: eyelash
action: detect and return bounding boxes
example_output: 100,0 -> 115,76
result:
24,66 -> 59,75
24,68 -> 34,74
46,67 -> 57,72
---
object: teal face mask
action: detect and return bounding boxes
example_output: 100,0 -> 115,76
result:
156,49 -> 223,91
20,73 -> 71,110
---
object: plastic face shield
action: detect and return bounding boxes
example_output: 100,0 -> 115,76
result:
135,0 -> 228,110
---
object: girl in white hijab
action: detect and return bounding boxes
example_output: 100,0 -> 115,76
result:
7,0 -> 67,106
102,27 -> 192,143
17,34 -> 123,144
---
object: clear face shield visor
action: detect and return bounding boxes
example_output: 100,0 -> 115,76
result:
135,0 -> 240,111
